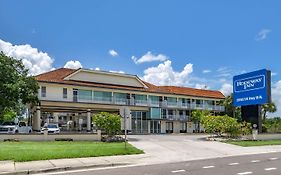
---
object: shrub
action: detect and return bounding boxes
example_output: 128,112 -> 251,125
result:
240,121 -> 252,135
201,115 -> 241,137
92,112 -> 121,136
264,118 -> 281,133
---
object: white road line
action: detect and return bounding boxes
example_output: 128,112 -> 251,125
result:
237,172 -> 253,175
264,167 -> 277,171
269,157 -> 278,160
171,169 -> 186,173
228,162 -> 239,166
251,160 -> 260,163
202,166 -> 215,169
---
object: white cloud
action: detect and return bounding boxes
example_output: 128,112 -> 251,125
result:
109,70 -> 125,74
0,39 -> 54,75
202,69 -> 211,74
271,72 -> 277,76
255,29 -> 271,41
216,67 -> 232,78
95,67 -> 100,71
142,60 -> 193,86
64,60 -> 83,69
270,81 -> 281,117
108,49 -> 118,57
132,51 -> 168,64
219,83 -> 233,96
195,84 -> 209,89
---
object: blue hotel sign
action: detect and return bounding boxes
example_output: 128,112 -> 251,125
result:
233,69 -> 271,107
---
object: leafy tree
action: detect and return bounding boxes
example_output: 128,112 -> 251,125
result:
92,112 -> 121,136
220,94 -> 241,120
1,108 -> 17,123
0,52 -> 39,120
261,102 -> 277,121
191,110 -> 210,132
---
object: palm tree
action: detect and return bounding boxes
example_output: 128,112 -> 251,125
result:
262,102 -> 277,121
220,94 -> 241,120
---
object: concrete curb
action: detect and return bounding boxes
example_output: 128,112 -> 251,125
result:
0,162 -> 130,175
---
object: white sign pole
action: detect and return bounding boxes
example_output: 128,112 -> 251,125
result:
124,107 -> 127,149
120,106 -> 129,149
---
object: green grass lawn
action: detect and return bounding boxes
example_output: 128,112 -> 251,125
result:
225,140 -> 281,147
0,141 -> 143,162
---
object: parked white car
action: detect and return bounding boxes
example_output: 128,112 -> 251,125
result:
41,124 -> 60,134
0,121 -> 32,134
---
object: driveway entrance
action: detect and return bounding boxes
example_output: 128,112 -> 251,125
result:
128,134 -> 253,164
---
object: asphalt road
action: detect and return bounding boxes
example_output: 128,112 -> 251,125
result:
45,152 -> 281,175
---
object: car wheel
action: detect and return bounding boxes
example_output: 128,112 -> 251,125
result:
15,130 -> 19,134
29,130 -> 32,133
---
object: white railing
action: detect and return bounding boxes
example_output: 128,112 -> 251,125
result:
163,115 -> 189,121
135,99 -> 148,106
148,100 -> 160,107
39,95 -> 225,111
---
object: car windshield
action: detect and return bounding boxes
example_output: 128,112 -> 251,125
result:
2,122 -> 15,126
48,124 -> 58,128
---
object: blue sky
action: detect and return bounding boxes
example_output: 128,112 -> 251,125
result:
1,0 -> 281,115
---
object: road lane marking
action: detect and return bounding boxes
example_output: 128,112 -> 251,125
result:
251,160 -> 260,163
269,157 -> 278,160
202,166 -> 215,169
237,172 -> 253,175
264,167 -> 277,171
171,169 -> 186,173
228,162 -> 239,166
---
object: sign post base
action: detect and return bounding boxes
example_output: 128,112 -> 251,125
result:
241,105 -> 262,133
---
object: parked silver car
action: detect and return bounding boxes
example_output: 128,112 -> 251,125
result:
41,124 -> 60,134
0,121 -> 32,134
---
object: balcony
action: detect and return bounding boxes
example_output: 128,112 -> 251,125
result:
39,94 -> 225,112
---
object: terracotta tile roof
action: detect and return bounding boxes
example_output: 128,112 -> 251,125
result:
35,68 -> 225,99
159,86 -> 225,99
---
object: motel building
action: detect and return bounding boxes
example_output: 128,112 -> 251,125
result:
30,68 -> 225,134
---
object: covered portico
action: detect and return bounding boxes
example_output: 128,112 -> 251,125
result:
31,100 -> 149,132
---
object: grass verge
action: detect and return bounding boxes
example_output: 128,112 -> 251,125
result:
0,141 -> 143,162
225,140 -> 281,147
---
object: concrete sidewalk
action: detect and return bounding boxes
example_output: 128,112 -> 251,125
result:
0,154 -> 150,175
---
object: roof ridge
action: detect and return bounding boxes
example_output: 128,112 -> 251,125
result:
35,67 -> 77,77
159,85 -> 222,92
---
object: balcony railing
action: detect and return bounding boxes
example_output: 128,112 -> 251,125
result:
163,115 -> 190,121
39,94 -> 225,111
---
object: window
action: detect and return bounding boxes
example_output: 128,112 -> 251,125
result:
73,89 -> 78,102
78,90 -> 92,101
196,99 -> 202,104
135,94 -> 147,103
150,107 -> 161,119
41,86 -> 46,97
63,88 -> 67,99
149,96 -> 160,105
94,91 -> 112,102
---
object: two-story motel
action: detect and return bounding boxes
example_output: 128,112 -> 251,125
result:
31,68 -> 225,134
